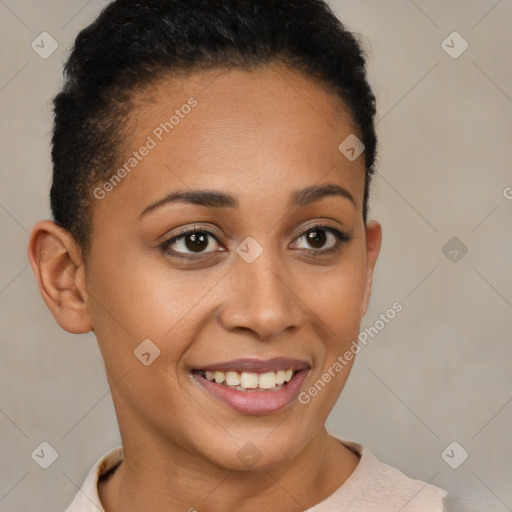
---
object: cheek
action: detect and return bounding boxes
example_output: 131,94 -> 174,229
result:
85,247 -> 221,367
301,254 -> 366,417
314,247 -> 367,331
85,256 -> 194,415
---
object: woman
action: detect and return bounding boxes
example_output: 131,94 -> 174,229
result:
28,0 -> 448,510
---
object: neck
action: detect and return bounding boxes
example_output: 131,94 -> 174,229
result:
99,428 -> 359,512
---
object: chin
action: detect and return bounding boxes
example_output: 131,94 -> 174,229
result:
199,433 -> 309,473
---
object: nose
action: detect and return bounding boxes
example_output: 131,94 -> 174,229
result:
217,250 -> 304,341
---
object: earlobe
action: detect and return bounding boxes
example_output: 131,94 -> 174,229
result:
27,220 -> 92,334
361,220 -> 382,316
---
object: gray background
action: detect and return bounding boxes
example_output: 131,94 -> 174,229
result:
0,1 -> 511,511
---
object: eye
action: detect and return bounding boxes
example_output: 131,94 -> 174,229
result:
160,224 -> 350,261
160,226 -> 223,259
292,225 -> 350,254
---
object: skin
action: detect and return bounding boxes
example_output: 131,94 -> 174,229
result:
28,63 -> 381,512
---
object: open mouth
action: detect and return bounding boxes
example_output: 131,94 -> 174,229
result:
189,357 -> 310,415
191,368 -> 300,392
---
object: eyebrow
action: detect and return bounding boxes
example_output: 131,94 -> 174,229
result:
138,182 -> 356,219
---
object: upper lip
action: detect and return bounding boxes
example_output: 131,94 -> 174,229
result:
194,357 -> 310,374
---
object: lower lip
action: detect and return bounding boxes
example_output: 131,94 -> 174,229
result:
192,370 -> 309,415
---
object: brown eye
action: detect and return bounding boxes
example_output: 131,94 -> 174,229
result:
293,226 -> 346,252
162,228 -> 222,256
305,229 -> 328,249
182,232 -> 210,252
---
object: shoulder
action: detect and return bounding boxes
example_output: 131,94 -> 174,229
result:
361,445 -> 447,510
63,446 -> 123,512
308,436 -> 447,512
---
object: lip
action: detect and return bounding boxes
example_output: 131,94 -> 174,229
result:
195,357 -> 310,373
192,367 -> 310,415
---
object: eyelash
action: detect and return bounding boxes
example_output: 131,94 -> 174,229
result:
159,224 -> 351,262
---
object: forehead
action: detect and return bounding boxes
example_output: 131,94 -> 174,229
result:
93,64 -> 365,221
131,63 -> 359,155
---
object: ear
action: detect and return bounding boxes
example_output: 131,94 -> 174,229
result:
361,219 -> 382,316
27,220 -> 92,334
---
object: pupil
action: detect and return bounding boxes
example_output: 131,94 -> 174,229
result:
307,230 -> 326,249
186,233 -> 208,252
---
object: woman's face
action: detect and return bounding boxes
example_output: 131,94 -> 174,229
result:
84,64 -> 381,470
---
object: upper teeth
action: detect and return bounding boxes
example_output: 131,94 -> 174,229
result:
204,369 -> 294,389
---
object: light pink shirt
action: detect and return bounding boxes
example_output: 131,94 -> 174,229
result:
64,437 -> 447,511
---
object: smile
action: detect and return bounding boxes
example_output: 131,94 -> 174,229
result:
190,357 -> 310,415
197,368 -> 297,391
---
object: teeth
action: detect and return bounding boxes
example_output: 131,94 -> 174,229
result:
225,371 -> 240,386
200,368 -> 298,390
240,372 -> 259,388
258,371 -> 277,389
214,371 -> 225,384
